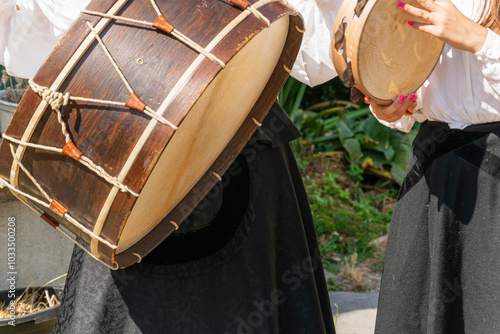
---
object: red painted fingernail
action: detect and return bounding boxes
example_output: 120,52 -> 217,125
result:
397,2 -> 405,8
408,21 -> 414,26
399,95 -> 406,102
364,96 -> 370,104
409,94 -> 416,101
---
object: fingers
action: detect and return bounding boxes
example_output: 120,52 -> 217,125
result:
406,99 -> 418,115
402,0 -> 488,52
368,94 -> 417,123
407,20 -> 431,32
407,0 -> 437,12
414,0 -> 437,11
399,2 -> 433,24
398,1 -> 437,36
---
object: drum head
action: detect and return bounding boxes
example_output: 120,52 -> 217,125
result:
358,0 -> 443,101
119,16 -> 290,253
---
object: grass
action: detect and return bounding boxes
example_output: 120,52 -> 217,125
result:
292,140 -> 398,291
339,253 -> 370,291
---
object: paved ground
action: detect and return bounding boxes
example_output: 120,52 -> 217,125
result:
329,291 -> 379,334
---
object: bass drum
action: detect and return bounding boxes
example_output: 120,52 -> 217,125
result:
0,0 -> 304,268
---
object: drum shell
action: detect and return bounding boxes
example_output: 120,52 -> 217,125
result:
0,0 -> 304,268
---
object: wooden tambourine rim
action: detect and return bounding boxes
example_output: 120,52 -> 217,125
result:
332,0 -> 444,105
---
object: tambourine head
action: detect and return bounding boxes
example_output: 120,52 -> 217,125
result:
332,0 -> 444,105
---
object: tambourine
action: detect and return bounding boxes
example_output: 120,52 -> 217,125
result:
332,0 -> 444,105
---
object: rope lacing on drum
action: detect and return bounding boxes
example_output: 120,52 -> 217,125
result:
3,136 -> 139,197
35,85 -> 70,114
81,0 -> 226,67
0,142 -> 121,270
29,80 -> 72,143
229,0 -> 271,26
0,172 -> 120,271
0,144 -> 118,252
6,80 -> 141,198
2,140 -> 121,269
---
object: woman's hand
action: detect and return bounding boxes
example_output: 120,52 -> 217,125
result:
366,94 -> 417,123
398,0 -> 488,53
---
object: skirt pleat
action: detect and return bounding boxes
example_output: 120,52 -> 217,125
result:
376,121 -> 500,334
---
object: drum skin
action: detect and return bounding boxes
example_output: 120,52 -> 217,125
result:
332,0 -> 444,105
0,0 -> 304,268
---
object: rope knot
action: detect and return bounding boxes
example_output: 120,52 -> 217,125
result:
29,79 -> 70,112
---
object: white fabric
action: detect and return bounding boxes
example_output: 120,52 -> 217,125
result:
3,0 -> 340,83
4,0 -> 498,132
0,0 -> 90,79
372,0 -> 500,132
287,0 -> 342,86
288,0 -> 500,132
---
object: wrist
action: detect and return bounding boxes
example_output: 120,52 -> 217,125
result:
467,21 -> 488,53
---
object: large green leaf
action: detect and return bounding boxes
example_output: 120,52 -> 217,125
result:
342,138 -> 363,164
390,137 -> 412,184
360,151 -> 386,169
337,119 -> 354,141
361,116 -> 391,143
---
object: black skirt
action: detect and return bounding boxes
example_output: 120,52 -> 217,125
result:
53,104 -> 336,334
375,121 -> 500,334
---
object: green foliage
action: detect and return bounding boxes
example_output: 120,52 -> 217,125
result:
280,76 -> 416,185
300,155 -> 394,265
327,278 -> 341,292
282,75 -> 408,276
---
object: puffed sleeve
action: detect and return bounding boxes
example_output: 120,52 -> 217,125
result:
1,0 -> 90,79
473,28 -> 500,81
0,0 -> 16,68
287,0 -> 343,87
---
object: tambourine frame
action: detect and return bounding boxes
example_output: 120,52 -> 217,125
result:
332,0 -> 444,105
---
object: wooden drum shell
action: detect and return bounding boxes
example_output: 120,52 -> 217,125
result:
0,0 -> 304,268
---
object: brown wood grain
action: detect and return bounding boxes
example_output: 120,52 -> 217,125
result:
115,2 -> 304,268
0,0 -> 303,268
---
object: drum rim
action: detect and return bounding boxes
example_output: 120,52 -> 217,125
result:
113,2 -> 305,268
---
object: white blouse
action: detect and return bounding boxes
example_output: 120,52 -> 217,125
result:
288,0 -> 500,132
1,0 -> 90,78
287,0 -> 342,86
2,0 -> 500,133
1,0 -> 342,82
